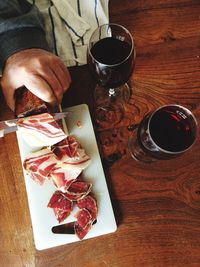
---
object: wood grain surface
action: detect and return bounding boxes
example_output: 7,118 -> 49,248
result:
0,0 -> 200,266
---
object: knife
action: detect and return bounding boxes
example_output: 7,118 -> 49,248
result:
52,220 -> 97,235
0,111 -> 70,137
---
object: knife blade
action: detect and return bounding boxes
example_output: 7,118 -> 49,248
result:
0,111 -> 70,137
51,220 -> 97,235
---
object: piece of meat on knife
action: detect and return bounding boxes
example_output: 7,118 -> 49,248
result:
23,148 -> 58,185
17,113 -> 67,147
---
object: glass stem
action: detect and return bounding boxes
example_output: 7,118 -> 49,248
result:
108,88 -> 116,98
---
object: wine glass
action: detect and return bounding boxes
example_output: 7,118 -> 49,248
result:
88,23 -> 135,126
128,105 -> 198,163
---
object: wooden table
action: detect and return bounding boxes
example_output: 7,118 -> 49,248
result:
1,0 -> 200,266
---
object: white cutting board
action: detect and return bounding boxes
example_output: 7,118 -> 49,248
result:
17,104 -> 117,250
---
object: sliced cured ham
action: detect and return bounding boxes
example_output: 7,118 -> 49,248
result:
49,163 -> 91,193
23,135 -> 91,192
47,191 -> 73,223
49,136 -> 91,192
77,195 -> 98,221
23,148 -> 58,185
74,221 -> 93,240
51,136 -> 91,168
75,208 -> 92,229
50,166 -> 82,192
17,113 -> 67,147
64,181 -> 92,201
74,195 -> 98,240
51,136 -> 78,160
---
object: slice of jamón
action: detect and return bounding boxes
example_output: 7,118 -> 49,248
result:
75,208 -> 92,229
63,181 -> 92,201
51,136 -> 91,168
74,221 -> 93,240
17,113 -> 67,147
77,195 -> 98,221
47,191 -> 73,223
23,148 -> 58,185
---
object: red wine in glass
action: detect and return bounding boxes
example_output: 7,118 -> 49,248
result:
129,105 -> 198,162
89,37 -> 133,89
88,23 -> 135,127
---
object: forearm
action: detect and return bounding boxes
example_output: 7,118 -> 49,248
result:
0,0 -> 49,73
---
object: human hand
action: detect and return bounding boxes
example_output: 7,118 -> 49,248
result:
1,48 -> 71,111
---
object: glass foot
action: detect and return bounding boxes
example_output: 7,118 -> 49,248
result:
95,102 -> 124,128
128,129 -> 156,163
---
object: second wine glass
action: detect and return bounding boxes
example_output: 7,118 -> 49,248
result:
128,105 -> 198,163
88,23 -> 135,126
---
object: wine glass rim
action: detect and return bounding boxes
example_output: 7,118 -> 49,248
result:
88,23 -> 135,67
146,104 -> 198,155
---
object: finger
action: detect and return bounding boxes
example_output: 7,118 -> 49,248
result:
47,67 -> 65,103
57,62 -> 71,92
40,67 -> 64,103
49,63 -> 71,102
1,85 -> 15,111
